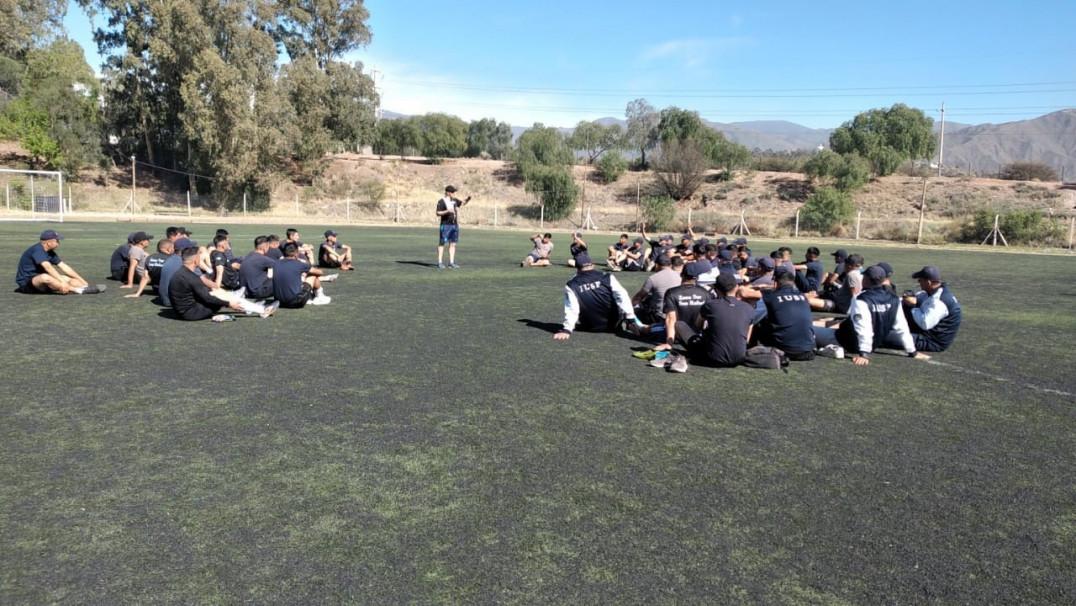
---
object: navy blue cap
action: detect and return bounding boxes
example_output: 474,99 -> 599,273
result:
758,257 -> 776,270
683,259 -> 712,278
912,265 -> 942,282
574,252 -> 593,267
865,265 -> 887,284
877,262 -> 893,277
832,248 -> 848,260
40,229 -> 63,241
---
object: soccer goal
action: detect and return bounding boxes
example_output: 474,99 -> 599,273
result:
0,168 -> 66,222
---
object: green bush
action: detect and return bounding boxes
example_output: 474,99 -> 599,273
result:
958,209 -> 1065,246
834,153 -> 871,192
640,195 -> 676,230
800,186 -> 854,232
594,152 -> 627,183
524,165 -> 579,221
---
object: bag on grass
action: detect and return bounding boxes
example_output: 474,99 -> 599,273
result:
742,345 -> 790,372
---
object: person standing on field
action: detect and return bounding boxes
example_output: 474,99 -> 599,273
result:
436,184 -> 470,269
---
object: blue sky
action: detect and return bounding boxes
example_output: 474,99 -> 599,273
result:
65,0 -> 1075,130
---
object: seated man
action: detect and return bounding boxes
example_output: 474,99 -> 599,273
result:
283,228 -> 316,263
159,237 -> 197,307
170,246 -> 277,320
566,232 -> 588,267
15,230 -> 104,295
109,233 -> 134,281
553,253 -> 639,340
749,256 -> 777,288
145,239 -> 174,287
754,269 -> 816,360
618,237 -> 647,271
672,273 -> 754,369
809,253 -> 863,314
898,265 -> 962,352
640,222 -> 675,271
521,233 -> 554,267
631,254 -> 682,325
273,242 -> 332,308
793,246 -> 825,294
319,229 -> 354,270
265,234 -> 283,260
208,234 -> 242,291
814,265 -> 930,366
238,235 -> 278,300
120,231 -> 154,298
606,233 -> 630,270
653,260 -> 716,350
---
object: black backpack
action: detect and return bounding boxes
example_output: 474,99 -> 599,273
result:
742,345 -> 790,372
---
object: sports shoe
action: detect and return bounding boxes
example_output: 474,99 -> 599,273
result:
632,349 -> 659,360
80,284 -> 107,294
649,351 -> 671,367
311,295 -> 331,306
437,263 -> 445,269
449,262 -> 459,268
667,354 -> 689,373
320,273 -> 339,283
817,344 -> 845,359
211,314 -> 235,322
260,301 -> 280,319
626,320 -> 644,337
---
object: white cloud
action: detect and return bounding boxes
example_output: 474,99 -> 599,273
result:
639,37 -> 752,69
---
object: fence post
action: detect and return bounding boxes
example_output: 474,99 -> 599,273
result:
30,176 -> 35,219
1068,216 -> 1074,252
794,209 -> 800,238
917,178 -> 928,244
243,192 -> 247,217
855,211 -> 862,240
187,191 -> 192,217
540,204 -> 545,230
6,183 -> 9,211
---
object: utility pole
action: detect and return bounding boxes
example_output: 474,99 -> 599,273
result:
937,102 -> 946,177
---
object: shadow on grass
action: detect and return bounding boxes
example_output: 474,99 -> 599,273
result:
395,260 -> 442,268
517,319 -> 564,334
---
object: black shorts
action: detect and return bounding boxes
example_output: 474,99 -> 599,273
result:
279,283 -> 314,308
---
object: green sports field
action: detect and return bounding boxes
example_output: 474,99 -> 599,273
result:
1,221 -> 1074,605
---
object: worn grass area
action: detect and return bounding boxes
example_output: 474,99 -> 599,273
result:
1,222 -> 1074,604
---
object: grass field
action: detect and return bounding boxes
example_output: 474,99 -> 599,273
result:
1,221 -> 1074,605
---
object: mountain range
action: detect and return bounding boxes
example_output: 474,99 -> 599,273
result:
385,109 -> 1076,181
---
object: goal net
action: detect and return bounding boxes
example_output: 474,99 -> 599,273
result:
0,168 -> 65,221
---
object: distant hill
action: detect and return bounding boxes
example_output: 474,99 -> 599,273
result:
941,109 -> 1076,179
384,109 -> 1076,177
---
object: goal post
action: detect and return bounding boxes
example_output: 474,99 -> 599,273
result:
0,168 -> 65,222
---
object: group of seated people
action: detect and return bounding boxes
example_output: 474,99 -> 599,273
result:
17,226 -> 355,322
554,231 -> 962,372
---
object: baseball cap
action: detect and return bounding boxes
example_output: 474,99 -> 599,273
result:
178,226 -> 192,236
574,252 -> 593,267
831,249 -> 848,260
634,237 -> 644,244
718,248 -> 734,261
911,265 -> 942,282
758,257 -> 775,271
131,231 -> 154,242
680,233 -> 692,241
864,265 -> 887,284
40,229 -> 63,241
877,262 -> 894,277
806,246 -> 821,256
445,185 -> 457,192
324,229 -> 338,237
173,237 -> 196,251
683,259 -> 712,278
715,273 -> 738,293
573,231 -> 583,239
733,237 -> 747,246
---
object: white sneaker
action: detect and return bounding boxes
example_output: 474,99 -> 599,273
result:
320,274 -> 339,283
818,344 -> 845,359
260,301 -> 280,318
311,295 -> 331,306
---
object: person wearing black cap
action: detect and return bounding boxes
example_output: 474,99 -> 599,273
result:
640,222 -> 675,271
809,253 -> 863,314
674,273 -> 754,368
899,265 -> 962,352
754,269 -> 816,360
120,231 -> 154,297
606,233 -> 630,270
620,237 -> 647,271
15,230 -> 104,295
750,256 -> 777,288
822,248 -> 849,290
817,265 -> 927,366
553,252 -> 639,341
436,185 -> 470,269
653,260 -> 717,351
319,229 -> 354,270
793,246 -> 824,294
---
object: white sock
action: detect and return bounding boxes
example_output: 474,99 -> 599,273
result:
317,287 -> 325,297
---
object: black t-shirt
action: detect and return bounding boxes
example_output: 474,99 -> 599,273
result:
210,249 -> 240,289
170,266 -> 228,319
109,244 -> 131,280
663,284 -> 715,329
437,197 -> 460,225
698,296 -> 754,367
266,247 -> 283,260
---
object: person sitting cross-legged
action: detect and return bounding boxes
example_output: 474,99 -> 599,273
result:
319,229 -> 354,270
15,230 -> 105,295
170,246 -> 277,320
273,242 -> 332,308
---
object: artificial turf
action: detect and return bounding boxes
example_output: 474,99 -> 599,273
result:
1,221 -> 1074,604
